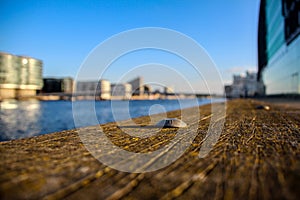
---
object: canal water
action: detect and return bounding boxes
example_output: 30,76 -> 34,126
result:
0,98 -> 224,141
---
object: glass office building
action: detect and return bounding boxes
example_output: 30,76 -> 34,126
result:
18,56 -> 43,89
0,52 -> 43,99
258,0 -> 300,95
0,52 -> 21,87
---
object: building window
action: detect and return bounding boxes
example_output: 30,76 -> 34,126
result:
282,0 -> 300,44
0,77 -> 6,83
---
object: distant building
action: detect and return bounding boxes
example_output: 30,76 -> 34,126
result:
128,77 -> 144,96
98,79 -> 111,100
111,83 -> 132,99
75,81 -> 98,96
75,80 -> 111,100
225,71 -> 265,98
62,77 -> 74,93
258,0 -> 300,95
42,78 -> 62,93
164,86 -> 174,94
144,85 -> 152,95
128,76 -> 153,96
0,52 -> 43,99
42,77 -> 73,93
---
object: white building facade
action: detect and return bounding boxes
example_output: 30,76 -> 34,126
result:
225,71 -> 265,98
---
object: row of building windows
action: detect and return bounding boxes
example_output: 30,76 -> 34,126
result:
282,0 -> 300,44
0,53 -> 43,87
258,0 -> 300,95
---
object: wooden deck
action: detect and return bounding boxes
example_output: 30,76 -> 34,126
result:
0,99 -> 299,199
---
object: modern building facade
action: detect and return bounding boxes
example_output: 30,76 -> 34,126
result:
258,0 -> 300,95
98,79 -> 111,100
128,77 -> 144,96
0,52 -> 43,99
75,80 -> 111,100
62,77 -> 74,93
111,83 -> 132,99
42,77 -> 74,93
225,71 -> 265,98
75,81 -> 98,96
42,78 -> 62,93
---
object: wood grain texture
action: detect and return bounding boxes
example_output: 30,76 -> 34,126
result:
0,99 -> 299,200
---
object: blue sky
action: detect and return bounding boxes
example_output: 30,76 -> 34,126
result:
0,0 -> 260,93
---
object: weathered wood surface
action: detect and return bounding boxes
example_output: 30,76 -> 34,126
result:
0,99 -> 299,199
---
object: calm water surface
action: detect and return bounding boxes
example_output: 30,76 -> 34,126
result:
0,98 -> 224,141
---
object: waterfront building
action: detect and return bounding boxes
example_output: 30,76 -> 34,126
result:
62,77 -> 74,93
75,80 -> 111,100
75,81 -> 98,96
111,83 -> 132,99
128,77 -> 144,96
98,79 -> 111,100
42,78 -> 62,93
164,86 -> 174,94
258,0 -> 300,95
0,52 -> 20,99
42,77 -> 73,93
225,71 -> 265,98
0,52 -> 43,100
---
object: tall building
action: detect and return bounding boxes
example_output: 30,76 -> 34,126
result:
127,76 -> 152,96
75,81 -> 98,96
128,77 -> 144,96
0,52 -> 43,99
258,0 -> 300,95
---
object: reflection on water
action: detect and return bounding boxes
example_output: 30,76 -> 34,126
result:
0,100 -> 42,141
0,100 -> 75,141
0,98 -> 225,141
1,100 -> 19,110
